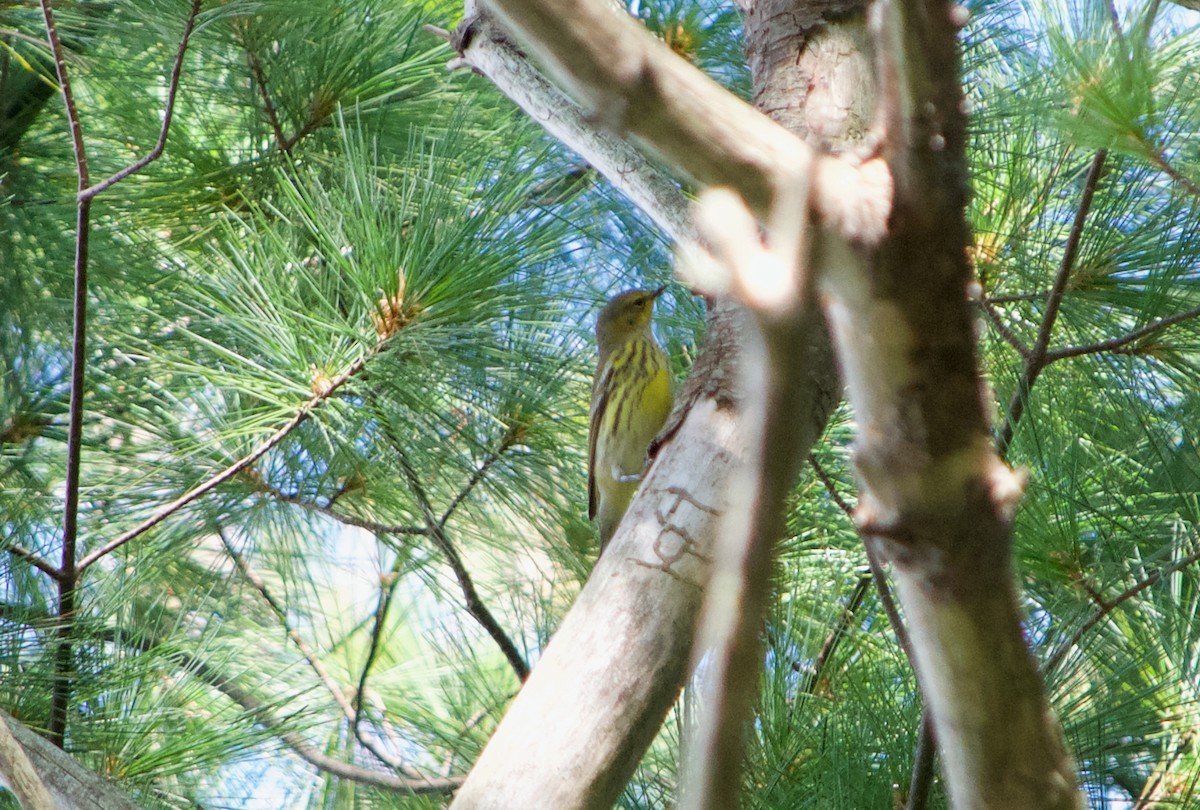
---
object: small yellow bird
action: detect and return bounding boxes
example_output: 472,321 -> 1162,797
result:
588,287 -> 673,552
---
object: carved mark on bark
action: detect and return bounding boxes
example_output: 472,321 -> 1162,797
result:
633,486 -> 718,580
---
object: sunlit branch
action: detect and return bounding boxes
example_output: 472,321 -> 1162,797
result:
0,711 -> 55,810
442,11 -> 695,247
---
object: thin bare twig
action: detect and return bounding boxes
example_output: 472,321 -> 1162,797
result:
439,427 -> 519,528
82,0 -> 202,200
2,543 -> 60,579
40,0 -> 204,746
1044,304 -> 1200,363
260,482 -> 427,537
184,649 -> 462,793
240,36 -> 289,152
981,298 -> 1032,358
78,351 -> 373,571
352,555 -> 405,741
905,710 -> 936,810
809,455 -> 854,517
218,530 -> 417,773
40,0 -> 88,748
798,573 -> 871,696
1043,546 -> 1200,675
997,149 -> 1108,456
217,532 -> 358,720
392,443 -> 530,681
1144,141 -> 1200,200
985,292 -> 1049,304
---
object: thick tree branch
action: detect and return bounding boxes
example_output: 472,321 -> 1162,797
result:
680,186 -> 836,810
450,11 -> 694,246
0,711 -> 55,810
813,1 -> 1081,807
0,708 -> 143,810
476,0 -> 890,242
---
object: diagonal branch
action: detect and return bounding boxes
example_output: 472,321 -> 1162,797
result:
217,533 -> 356,721
0,711 -> 55,810
1044,304 -> 1200,364
391,442 -> 529,682
1043,545 -> 1200,676
997,149 -> 1108,456
80,0 -> 202,200
241,38 -> 289,153
259,480 -> 427,537
218,529 -> 418,774
439,426 -> 519,528
78,351 -> 374,572
2,542 -> 60,580
472,0 -> 887,242
446,12 -> 694,246
184,650 -> 462,794
981,298 -> 1032,358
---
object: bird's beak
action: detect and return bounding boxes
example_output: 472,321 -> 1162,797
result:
650,285 -> 668,300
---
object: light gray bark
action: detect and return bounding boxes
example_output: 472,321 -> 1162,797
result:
453,0 -> 1080,807
0,709 -> 144,810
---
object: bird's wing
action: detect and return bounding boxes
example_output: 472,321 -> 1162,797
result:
587,361 -> 613,521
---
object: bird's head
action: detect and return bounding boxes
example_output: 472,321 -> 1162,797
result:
595,286 -> 667,351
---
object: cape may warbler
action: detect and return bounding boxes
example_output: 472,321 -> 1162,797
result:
589,287 -> 673,551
